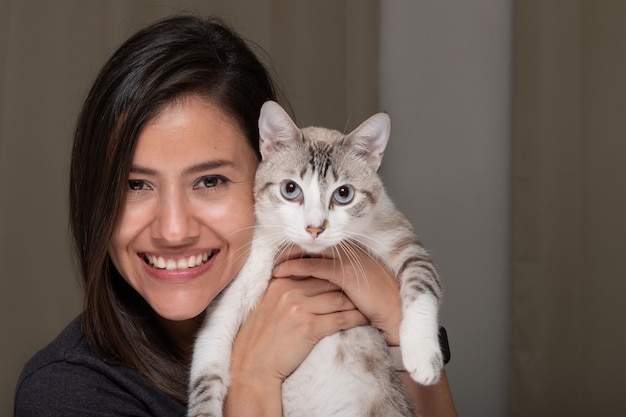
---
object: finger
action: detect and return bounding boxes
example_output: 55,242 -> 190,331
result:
267,276 -> 341,301
273,256 -> 342,280
272,257 -> 375,316
312,309 -> 369,341
273,256 -> 371,293
306,291 -> 358,315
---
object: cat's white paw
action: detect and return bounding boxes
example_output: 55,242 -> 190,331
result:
402,339 -> 443,386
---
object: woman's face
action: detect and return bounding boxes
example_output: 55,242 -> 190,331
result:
109,96 -> 258,322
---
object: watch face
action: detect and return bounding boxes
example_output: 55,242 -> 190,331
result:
439,326 -> 451,365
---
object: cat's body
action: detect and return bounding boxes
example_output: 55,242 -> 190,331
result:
188,101 -> 443,417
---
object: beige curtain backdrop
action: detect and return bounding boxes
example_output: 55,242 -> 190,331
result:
511,1 -> 626,416
0,1 -> 378,413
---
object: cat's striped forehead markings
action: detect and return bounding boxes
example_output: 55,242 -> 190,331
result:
304,134 -> 348,186
304,137 -> 332,179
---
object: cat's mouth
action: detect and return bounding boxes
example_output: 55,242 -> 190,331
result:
143,251 -> 215,270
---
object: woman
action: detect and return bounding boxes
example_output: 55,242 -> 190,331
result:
15,15 -> 456,416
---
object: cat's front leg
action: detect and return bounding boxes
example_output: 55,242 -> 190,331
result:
187,243 -> 273,417
187,294 -> 241,417
400,293 -> 443,386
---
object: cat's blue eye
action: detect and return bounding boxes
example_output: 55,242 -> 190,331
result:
332,185 -> 355,205
280,180 -> 302,201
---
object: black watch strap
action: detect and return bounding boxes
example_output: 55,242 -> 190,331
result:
439,326 -> 451,365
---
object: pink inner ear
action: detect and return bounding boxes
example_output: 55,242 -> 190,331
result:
345,113 -> 391,172
259,101 -> 301,161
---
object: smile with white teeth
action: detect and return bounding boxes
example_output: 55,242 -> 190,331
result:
145,251 -> 213,270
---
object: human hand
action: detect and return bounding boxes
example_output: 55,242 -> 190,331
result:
229,274 -> 368,387
272,244 -> 403,346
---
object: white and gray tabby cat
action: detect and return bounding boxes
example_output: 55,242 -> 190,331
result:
188,101 -> 443,417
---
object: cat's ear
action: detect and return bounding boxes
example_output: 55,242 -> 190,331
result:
344,112 -> 391,171
258,101 -> 302,160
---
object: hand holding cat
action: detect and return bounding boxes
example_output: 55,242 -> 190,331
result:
226,274 -> 368,407
272,244 -> 403,347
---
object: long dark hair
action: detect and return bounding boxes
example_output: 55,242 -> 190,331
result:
69,15 -> 278,403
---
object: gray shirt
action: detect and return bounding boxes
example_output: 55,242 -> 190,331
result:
14,315 -> 185,416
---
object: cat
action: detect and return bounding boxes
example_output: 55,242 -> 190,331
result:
187,101 -> 443,417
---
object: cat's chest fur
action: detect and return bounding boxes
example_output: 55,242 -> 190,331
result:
281,327 -> 402,417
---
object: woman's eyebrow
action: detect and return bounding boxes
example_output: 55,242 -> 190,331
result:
129,165 -> 157,175
185,160 -> 235,175
129,160 -> 235,176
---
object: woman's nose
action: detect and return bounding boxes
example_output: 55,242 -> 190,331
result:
152,191 -> 199,244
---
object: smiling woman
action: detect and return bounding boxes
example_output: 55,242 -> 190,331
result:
108,97 -> 259,323
15,16 -> 279,413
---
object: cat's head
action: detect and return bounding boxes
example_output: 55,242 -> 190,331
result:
254,101 -> 391,253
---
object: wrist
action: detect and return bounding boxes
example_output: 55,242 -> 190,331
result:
225,368 -> 283,417
372,315 -> 402,346
383,331 -> 400,347
227,343 -> 285,415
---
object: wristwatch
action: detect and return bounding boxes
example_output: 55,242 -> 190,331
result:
388,326 -> 451,371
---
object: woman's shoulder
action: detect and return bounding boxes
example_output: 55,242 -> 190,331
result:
18,315 -> 85,373
14,315 -> 185,417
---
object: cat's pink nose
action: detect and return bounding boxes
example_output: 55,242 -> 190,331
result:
306,225 -> 325,238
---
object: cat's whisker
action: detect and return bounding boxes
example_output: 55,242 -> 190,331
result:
222,225 -> 297,270
326,245 -> 346,295
341,114 -> 353,136
338,241 -> 371,301
343,233 -> 390,270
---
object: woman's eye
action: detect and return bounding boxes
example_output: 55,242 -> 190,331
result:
195,175 -> 227,189
280,180 -> 302,201
128,180 -> 150,191
332,184 -> 355,205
